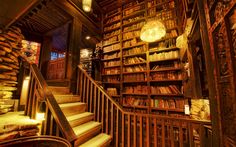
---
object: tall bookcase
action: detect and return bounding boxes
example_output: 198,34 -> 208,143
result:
101,0 -> 188,116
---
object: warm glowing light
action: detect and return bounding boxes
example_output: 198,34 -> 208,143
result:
25,76 -> 30,80
140,20 -> 166,42
36,112 -> 45,121
82,0 -> 92,12
86,35 -> 91,40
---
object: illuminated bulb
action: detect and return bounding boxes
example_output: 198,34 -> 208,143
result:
140,20 -> 166,42
86,36 -> 91,40
82,0 -> 92,12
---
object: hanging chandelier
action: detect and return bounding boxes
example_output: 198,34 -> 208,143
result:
140,20 -> 166,42
82,0 -> 92,12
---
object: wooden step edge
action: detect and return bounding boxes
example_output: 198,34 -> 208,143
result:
79,133 -> 112,147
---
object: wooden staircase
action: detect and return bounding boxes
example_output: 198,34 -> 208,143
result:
48,86 -> 112,147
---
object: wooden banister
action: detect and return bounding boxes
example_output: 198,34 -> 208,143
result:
77,65 -> 212,147
21,58 -> 77,143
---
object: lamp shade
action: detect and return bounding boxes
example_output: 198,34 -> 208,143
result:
82,0 -> 92,12
140,20 -> 166,42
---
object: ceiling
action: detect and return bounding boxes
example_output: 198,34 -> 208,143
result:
0,0 -> 38,28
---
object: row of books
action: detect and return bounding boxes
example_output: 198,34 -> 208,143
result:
103,76 -> 120,83
123,14 -> 145,25
122,0 -> 144,10
147,0 -> 174,8
107,88 -> 118,96
148,8 -> 175,19
103,52 -> 121,60
104,8 -> 121,18
104,60 -> 120,67
103,68 -> 120,74
150,99 -> 187,110
123,56 -> 146,64
164,20 -> 176,30
103,36 -> 120,46
151,71 -> 182,80
104,22 -> 121,32
123,21 -> 145,32
123,96 -> 149,106
150,85 -> 182,94
123,4 -> 145,16
105,14 -> 121,25
123,46 -> 147,55
149,39 -> 176,51
103,43 -> 121,53
104,29 -> 121,39
124,85 -> 148,94
123,65 -> 146,72
123,38 -> 139,48
123,73 -> 147,81
123,30 -> 141,40
151,61 -> 180,70
149,50 -> 179,61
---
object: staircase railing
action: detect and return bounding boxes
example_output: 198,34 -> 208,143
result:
21,58 -> 77,143
77,65 -> 212,147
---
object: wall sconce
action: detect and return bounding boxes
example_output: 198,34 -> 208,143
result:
82,0 -> 92,12
140,20 -> 166,42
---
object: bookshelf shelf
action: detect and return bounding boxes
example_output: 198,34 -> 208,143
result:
111,95 -> 121,97
101,0 -> 185,115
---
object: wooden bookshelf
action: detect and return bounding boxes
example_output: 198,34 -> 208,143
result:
101,0 -> 186,115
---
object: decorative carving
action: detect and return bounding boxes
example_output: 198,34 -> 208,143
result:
216,25 -> 229,76
229,9 -> 236,58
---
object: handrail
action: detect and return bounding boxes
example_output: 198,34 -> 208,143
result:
77,65 -> 212,146
21,57 -> 77,143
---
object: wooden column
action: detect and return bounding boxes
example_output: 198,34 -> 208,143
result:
67,18 -> 82,93
196,1 -> 222,146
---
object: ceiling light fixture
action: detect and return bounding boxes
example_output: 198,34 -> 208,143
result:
140,20 -> 166,42
85,35 -> 91,40
82,0 -> 92,12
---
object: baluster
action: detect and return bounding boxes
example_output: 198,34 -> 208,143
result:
133,115 -> 137,147
122,113 -> 125,147
188,123 -> 193,147
162,120 -> 165,147
25,72 -> 32,116
116,110 -> 119,147
31,82 -> 37,119
146,116 -> 150,147
56,125 -> 60,137
170,121 -> 174,147
128,114 -> 131,147
86,78 -> 89,104
154,118 -> 157,147
49,115 -> 54,135
179,121 -> 183,147
89,82 -> 93,112
106,97 -> 109,134
76,70 -> 80,94
140,116 -> 143,147
82,74 -> 86,102
27,76 -> 34,117
94,87 -> 97,118
79,71 -> 83,97
97,90 -> 101,121
101,94 -> 105,131
43,105 -> 51,135
110,103 -> 114,138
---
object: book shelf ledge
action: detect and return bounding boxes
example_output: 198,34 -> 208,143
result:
122,17 -> 146,27
122,36 -> 140,42
104,11 -> 121,20
123,71 -> 147,74
122,26 -> 143,33
103,65 -> 121,68
122,93 -> 148,95
122,42 -> 146,50
103,41 -> 120,47
103,49 -> 120,54
150,67 -> 182,72
123,52 -> 146,58
102,82 -> 120,84
151,107 -> 184,112
149,58 -> 180,63
149,46 -> 179,53
104,34 -> 120,40
150,93 -> 184,97
123,62 -> 146,66
123,80 -> 147,83
101,57 -> 120,61
102,73 -> 120,76
103,26 -> 121,33
111,95 -> 121,97
150,79 -> 183,82
104,19 -> 121,27
123,105 -> 149,109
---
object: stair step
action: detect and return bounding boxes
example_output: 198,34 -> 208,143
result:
73,121 -> 102,146
54,95 -> 80,104
59,102 -> 86,116
67,112 -> 94,127
79,133 -> 112,147
48,86 -> 71,95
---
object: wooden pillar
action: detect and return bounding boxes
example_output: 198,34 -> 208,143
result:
67,18 -> 82,93
40,36 -> 52,79
196,1 -> 222,146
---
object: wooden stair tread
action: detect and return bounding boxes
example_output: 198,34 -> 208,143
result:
73,121 -> 101,137
67,112 -> 93,122
79,133 -> 112,147
59,102 -> 85,108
